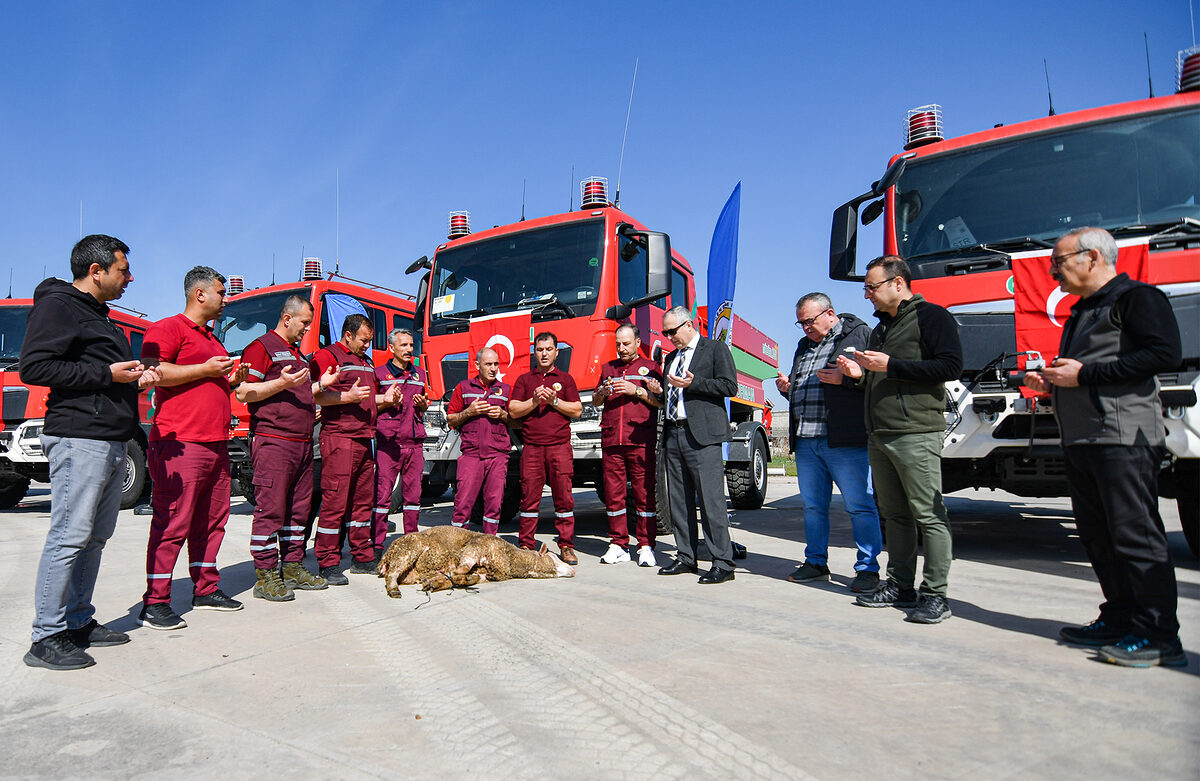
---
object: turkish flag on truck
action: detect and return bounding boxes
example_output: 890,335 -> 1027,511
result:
1011,239 -> 1148,385
467,311 -> 532,383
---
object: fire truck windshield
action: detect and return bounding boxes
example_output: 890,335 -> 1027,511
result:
0,306 -> 30,363
214,291 -> 302,356
428,219 -> 605,335
895,107 -> 1200,263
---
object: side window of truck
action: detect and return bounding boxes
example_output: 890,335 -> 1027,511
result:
128,330 -> 144,361
366,306 -> 388,350
618,234 -> 668,307
670,267 -> 690,310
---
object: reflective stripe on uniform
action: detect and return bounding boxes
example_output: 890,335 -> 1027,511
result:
189,561 -> 217,568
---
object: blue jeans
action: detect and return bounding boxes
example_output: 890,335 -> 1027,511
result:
795,437 -> 881,572
31,436 -> 127,642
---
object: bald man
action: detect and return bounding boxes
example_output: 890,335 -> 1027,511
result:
446,348 -> 513,535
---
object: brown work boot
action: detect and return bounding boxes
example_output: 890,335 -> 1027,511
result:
281,562 -> 328,591
253,568 -> 295,602
559,546 -> 579,565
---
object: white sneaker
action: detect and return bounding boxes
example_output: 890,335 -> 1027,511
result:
600,543 -> 631,565
637,546 -> 657,567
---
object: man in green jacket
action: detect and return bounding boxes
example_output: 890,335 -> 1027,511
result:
838,256 -> 961,623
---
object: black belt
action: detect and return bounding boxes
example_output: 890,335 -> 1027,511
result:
664,419 -> 687,429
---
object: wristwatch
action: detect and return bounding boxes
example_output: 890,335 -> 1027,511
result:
552,397 -> 560,408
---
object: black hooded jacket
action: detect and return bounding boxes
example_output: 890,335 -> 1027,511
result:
18,278 -> 140,441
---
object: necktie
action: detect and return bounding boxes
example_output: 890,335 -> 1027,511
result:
668,347 -> 688,420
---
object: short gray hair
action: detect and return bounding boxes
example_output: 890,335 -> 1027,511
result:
388,328 -> 414,346
184,265 -> 226,296
796,292 -> 832,312
615,323 -> 640,340
1064,226 -> 1118,267
663,305 -> 690,325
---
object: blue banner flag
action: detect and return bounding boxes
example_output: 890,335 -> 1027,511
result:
707,182 -> 741,345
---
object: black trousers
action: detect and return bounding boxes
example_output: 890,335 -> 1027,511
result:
663,423 -> 734,571
1063,445 -> 1178,641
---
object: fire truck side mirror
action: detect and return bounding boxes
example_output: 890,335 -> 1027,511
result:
414,272 -> 429,334
405,255 -> 430,275
830,199 -> 862,282
874,154 -> 910,196
861,198 -> 885,226
614,224 -> 671,310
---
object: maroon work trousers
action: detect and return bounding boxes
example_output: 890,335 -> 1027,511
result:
250,435 -> 313,569
602,444 -> 657,549
375,438 -> 423,543
316,433 -> 375,567
144,440 -> 231,604
452,453 -> 508,535
518,442 -> 574,550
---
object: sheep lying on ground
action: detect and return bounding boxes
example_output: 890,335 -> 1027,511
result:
378,525 -> 575,597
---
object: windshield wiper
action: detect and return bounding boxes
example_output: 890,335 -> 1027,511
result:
907,237 -> 1053,263
436,307 -> 490,322
1109,217 -> 1200,240
519,294 -> 574,319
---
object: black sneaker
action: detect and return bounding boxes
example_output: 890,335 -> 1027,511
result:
1099,635 -> 1188,668
191,590 -> 244,612
349,558 -> 377,575
1059,618 -> 1127,647
849,571 -> 881,594
138,603 -> 187,631
855,578 -> 919,608
24,631 -> 96,670
320,566 -> 349,586
906,594 -> 952,624
67,620 -> 131,648
787,562 -> 830,583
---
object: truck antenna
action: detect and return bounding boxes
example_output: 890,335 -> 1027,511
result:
521,178 -> 527,221
334,168 -> 341,275
614,57 -> 639,209
569,165 -> 575,211
7,269 -> 12,298
1043,58 -> 1056,116
79,200 -> 83,239
1142,32 -> 1156,98
271,252 -> 276,285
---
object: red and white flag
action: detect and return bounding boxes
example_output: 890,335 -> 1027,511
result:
467,311 -> 532,383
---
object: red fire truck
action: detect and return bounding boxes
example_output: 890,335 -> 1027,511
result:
407,179 -> 778,524
0,299 -> 153,509
213,259 -> 420,504
829,53 -> 1200,554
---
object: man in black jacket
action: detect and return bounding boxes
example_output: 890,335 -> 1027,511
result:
657,305 -> 739,583
1025,227 -> 1184,668
20,235 -> 159,670
776,293 -> 881,592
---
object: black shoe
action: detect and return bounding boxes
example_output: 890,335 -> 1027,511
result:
320,566 -> 349,586
698,567 -> 735,584
787,562 -> 830,583
191,590 -> 244,612
849,571 -> 881,593
658,558 -> 699,576
732,541 -> 748,560
386,521 -> 397,534
905,594 -> 952,624
349,558 -> 378,575
1059,618 -> 1127,647
855,578 -> 919,608
24,631 -> 96,670
138,603 -> 187,631
67,620 -> 131,648
1099,635 -> 1188,668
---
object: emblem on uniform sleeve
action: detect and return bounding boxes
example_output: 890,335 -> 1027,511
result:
638,366 -> 649,376
552,382 -> 562,391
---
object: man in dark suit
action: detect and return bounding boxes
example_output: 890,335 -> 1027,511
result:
658,305 -> 739,583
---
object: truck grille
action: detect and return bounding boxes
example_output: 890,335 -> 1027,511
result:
2,388 -> 29,425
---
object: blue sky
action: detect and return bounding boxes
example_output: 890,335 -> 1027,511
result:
1,1 -> 1189,407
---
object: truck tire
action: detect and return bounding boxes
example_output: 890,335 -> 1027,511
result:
422,479 -> 449,502
1178,460 -> 1199,559
0,475 -> 30,509
726,433 -> 768,509
119,440 -> 148,510
655,454 -> 671,536
236,470 -> 256,506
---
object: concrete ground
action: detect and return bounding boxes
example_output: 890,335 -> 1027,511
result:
1,478 -> 1197,780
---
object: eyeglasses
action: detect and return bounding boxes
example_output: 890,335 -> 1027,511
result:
863,276 -> 898,293
1049,248 -> 1090,268
662,320 -> 691,338
795,309 -> 833,328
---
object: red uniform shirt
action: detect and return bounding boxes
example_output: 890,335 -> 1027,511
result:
310,342 -> 377,438
242,330 -> 315,440
599,356 -> 662,447
510,367 -> 579,446
143,313 -> 232,443
375,361 -> 427,445
448,376 -> 512,458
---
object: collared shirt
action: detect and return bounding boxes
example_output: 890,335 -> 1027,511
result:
310,341 -> 377,438
242,329 -> 315,440
599,356 -> 662,447
666,331 -> 701,421
447,375 -> 512,458
511,366 -> 580,446
143,313 -> 232,443
790,319 -> 843,438
375,360 -> 427,445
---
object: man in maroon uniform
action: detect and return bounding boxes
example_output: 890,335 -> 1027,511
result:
373,329 -> 428,550
446,347 -> 512,535
509,332 -> 582,563
139,266 -> 249,631
310,314 -> 400,584
236,295 -> 335,600
593,324 -> 664,567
